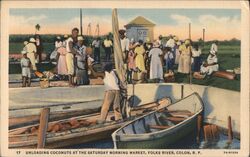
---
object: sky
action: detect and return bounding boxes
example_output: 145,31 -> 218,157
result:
9,8 -> 241,41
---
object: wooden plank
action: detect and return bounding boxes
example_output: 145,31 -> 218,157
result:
148,125 -> 171,130
165,117 -> 186,123
37,108 -> 50,148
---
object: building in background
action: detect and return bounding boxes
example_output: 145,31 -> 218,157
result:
124,16 -> 155,42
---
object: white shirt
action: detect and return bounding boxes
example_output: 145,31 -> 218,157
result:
207,54 -> 218,64
55,41 -> 63,48
92,40 -> 100,48
120,38 -> 130,52
210,43 -> 218,53
166,38 -> 175,48
103,71 -> 120,91
192,49 -> 201,57
103,39 -> 112,47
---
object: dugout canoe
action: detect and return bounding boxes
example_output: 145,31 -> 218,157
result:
112,92 -> 204,149
9,97 -> 171,149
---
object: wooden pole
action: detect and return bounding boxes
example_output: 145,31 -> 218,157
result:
196,114 -> 202,143
227,116 -> 233,143
80,9 -> 83,36
37,108 -> 50,148
189,23 -> 191,39
189,23 -> 192,84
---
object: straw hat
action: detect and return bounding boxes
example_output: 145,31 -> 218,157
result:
184,39 -> 190,45
23,41 -> 28,45
77,36 -> 84,41
153,41 -> 160,48
29,38 -> 36,42
64,34 -> 69,38
174,36 -> 179,41
21,50 -> 27,54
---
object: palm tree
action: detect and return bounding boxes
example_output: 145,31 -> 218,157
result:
35,24 -> 41,34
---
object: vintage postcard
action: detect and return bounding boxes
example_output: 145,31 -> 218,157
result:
1,0 -> 249,157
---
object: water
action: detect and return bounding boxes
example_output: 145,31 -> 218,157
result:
65,132 -> 240,149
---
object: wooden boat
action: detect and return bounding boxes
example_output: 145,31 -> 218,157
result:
112,92 -> 204,149
9,97 -> 171,149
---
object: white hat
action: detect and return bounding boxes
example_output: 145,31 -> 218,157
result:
210,50 -> 216,55
21,50 -> 27,54
29,38 -> 35,42
64,34 -> 69,38
153,41 -> 160,48
24,41 -> 28,45
177,41 -> 181,46
56,36 -> 61,40
77,36 -> 84,41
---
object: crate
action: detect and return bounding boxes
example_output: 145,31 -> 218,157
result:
40,79 -> 50,88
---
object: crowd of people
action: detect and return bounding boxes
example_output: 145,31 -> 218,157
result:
20,27 -> 219,88
118,30 -> 219,83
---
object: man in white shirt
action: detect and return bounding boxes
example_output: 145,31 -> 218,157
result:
119,29 -> 130,62
25,38 -> 37,71
99,63 -> 122,123
165,35 -> 175,50
103,35 -> 113,61
92,37 -> 101,63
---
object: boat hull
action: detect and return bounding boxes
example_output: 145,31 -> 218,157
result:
115,116 -> 197,149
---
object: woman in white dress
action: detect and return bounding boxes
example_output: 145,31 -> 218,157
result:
148,41 -> 163,80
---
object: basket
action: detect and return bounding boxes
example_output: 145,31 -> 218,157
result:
40,78 -> 50,88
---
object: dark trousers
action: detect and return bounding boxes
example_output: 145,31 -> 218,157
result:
105,47 -> 112,61
94,47 -> 100,62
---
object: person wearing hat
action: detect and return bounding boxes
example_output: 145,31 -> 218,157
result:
91,37 -> 101,63
24,38 -> 37,71
148,41 -> 164,81
178,39 -> 192,74
144,37 -> 153,78
210,40 -> 218,55
66,27 -> 79,87
200,49 -> 219,76
55,36 -> 63,48
20,50 -> 32,87
119,29 -> 130,62
74,36 -> 90,85
98,63 -> 122,123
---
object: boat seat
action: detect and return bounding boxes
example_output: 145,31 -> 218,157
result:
148,125 -> 171,130
164,117 -> 186,124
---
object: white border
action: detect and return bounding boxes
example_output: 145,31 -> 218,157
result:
1,1 -> 249,157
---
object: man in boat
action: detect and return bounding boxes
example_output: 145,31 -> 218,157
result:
98,63 -> 122,123
66,27 -> 79,87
